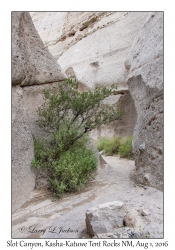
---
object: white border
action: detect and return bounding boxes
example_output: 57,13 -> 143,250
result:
1,0 -> 175,248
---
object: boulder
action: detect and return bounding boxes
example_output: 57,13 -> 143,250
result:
123,209 -> 149,230
86,202 -> 153,238
126,12 -> 163,191
86,201 -> 125,237
12,12 -> 65,86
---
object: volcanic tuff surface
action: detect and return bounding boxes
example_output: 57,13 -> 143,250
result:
12,12 -> 65,86
31,11 -> 147,138
31,11 -> 164,190
12,11 -> 163,216
12,12 -> 65,212
31,12 -> 148,90
126,12 -> 163,191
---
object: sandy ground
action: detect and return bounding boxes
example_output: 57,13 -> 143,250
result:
12,155 -> 163,239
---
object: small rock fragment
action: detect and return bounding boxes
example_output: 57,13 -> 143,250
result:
141,209 -> 150,216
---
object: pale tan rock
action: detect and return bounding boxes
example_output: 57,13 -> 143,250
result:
86,201 -> 125,237
90,90 -> 137,139
86,201 -> 153,238
141,208 -> 150,216
12,12 -> 65,212
31,12 -> 149,90
12,12 -> 65,86
12,86 -> 36,212
123,209 -> 146,229
124,210 -> 137,228
22,82 -> 59,139
126,12 -> 163,191
30,12 -> 149,139
12,155 -> 163,238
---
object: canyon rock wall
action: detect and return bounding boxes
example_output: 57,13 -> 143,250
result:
12,12 -> 65,212
31,12 -> 163,190
90,90 -> 137,139
12,86 -> 35,212
125,12 -> 163,191
31,12 -> 149,138
12,12 -> 65,86
31,12 -> 148,90
12,11 -> 163,215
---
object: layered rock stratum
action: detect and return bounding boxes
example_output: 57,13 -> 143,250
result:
31,12 -> 148,89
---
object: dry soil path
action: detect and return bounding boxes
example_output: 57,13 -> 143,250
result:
12,155 -> 163,238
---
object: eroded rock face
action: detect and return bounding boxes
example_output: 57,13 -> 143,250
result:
91,90 -> 137,139
86,201 -> 125,237
30,12 -> 147,138
12,12 -> 65,86
126,12 -> 163,191
86,201 -> 155,238
12,86 -> 36,212
31,12 -> 149,89
12,12 -> 66,212
22,82 -> 59,139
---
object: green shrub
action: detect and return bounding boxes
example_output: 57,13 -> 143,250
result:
32,137 -> 98,197
31,137 -> 50,169
96,136 -> 133,159
96,136 -> 121,155
96,137 -> 107,152
32,78 -> 125,197
36,78 -> 124,149
50,146 -> 98,196
118,136 -> 133,159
